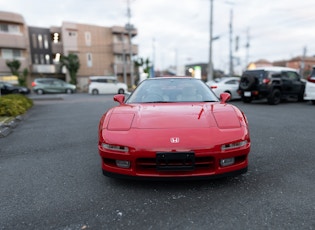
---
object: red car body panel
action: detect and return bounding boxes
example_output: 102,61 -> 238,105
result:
98,100 -> 250,180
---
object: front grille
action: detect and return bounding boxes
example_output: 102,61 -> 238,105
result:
136,156 -> 215,173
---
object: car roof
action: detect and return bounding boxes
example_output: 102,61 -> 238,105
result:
35,78 -> 62,80
246,66 -> 298,72
146,76 -> 193,80
89,76 -> 116,79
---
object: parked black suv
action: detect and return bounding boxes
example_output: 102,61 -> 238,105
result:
238,67 -> 305,105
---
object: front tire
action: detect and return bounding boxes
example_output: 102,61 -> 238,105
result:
66,88 -> 73,94
37,89 -> 44,95
267,89 -> 281,105
118,89 -> 125,94
92,89 -> 99,95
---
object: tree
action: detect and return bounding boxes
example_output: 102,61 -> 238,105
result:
134,57 -> 151,75
6,60 -> 28,87
60,53 -> 80,85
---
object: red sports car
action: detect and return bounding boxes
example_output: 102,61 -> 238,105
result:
98,77 -> 250,180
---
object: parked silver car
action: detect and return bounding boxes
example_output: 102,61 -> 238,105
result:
31,78 -> 76,94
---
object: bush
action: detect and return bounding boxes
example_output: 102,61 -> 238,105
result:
0,94 -> 33,116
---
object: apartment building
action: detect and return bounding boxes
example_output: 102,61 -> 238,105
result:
28,26 -> 65,81
61,22 -> 138,90
0,11 -> 138,91
0,11 -> 30,84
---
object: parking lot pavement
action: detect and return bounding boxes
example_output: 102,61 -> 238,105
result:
0,94 -> 64,138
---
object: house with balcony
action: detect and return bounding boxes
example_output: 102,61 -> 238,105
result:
0,11 -> 30,84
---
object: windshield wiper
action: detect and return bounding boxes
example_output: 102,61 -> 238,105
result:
145,101 -> 173,103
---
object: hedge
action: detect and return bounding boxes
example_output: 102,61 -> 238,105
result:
0,94 -> 33,116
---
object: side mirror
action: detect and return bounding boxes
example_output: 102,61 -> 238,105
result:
113,94 -> 125,105
220,92 -> 231,103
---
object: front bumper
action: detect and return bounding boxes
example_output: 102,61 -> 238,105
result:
102,167 -> 248,181
99,146 -> 249,180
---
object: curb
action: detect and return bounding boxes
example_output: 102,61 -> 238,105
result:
0,115 -> 23,138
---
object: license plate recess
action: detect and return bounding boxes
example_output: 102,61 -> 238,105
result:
156,152 -> 195,171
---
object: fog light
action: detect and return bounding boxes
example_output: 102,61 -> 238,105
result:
220,158 -> 235,167
116,160 -> 131,168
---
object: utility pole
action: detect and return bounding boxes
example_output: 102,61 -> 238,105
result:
207,0 -> 214,82
152,38 -> 155,70
245,27 -> 250,70
122,33 -> 127,85
300,46 -> 307,77
125,0 -> 134,87
229,8 -> 234,77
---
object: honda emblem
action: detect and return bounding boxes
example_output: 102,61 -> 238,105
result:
170,137 -> 180,143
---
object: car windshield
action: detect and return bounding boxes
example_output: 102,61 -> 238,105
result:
126,77 -> 219,103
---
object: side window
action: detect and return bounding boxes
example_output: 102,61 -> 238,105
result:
226,79 -> 238,84
98,79 -> 108,83
286,72 -> 299,81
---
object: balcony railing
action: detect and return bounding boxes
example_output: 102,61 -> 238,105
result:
0,34 -> 28,49
112,43 -> 138,55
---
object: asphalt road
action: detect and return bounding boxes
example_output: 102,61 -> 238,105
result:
0,94 -> 314,230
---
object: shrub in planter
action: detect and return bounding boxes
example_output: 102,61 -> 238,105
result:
0,94 -> 33,116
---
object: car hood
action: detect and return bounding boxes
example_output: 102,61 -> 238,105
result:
105,103 -> 244,131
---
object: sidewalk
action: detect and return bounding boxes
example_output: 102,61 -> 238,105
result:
0,115 -> 23,138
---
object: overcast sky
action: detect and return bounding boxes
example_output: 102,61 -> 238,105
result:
1,0 -> 315,74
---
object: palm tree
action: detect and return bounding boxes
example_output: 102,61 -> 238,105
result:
6,59 -> 28,86
60,53 -> 80,85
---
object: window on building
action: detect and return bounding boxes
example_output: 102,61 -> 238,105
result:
40,54 -> 45,64
53,53 -> 60,63
0,24 -> 8,32
85,32 -> 91,46
68,31 -> 77,37
34,54 -> 39,64
9,25 -> 20,33
87,53 -> 93,67
114,34 -> 124,43
1,49 -> 22,59
45,54 -> 50,64
44,35 -> 49,49
53,32 -> 60,43
38,34 -> 43,49
32,34 -> 37,48
0,24 -> 20,33
115,54 -> 124,63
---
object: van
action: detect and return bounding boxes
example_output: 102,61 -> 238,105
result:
304,66 -> 315,104
88,76 -> 128,95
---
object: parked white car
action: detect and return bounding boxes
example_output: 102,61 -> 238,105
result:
304,67 -> 315,105
88,76 -> 128,95
206,77 -> 241,100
